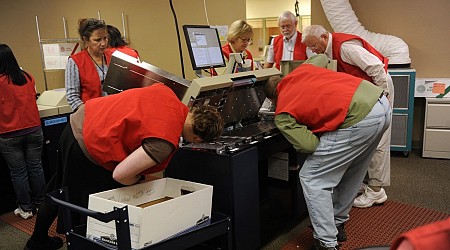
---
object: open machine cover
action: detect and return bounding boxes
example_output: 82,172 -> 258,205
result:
103,51 -> 190,100
181,68 -> 281,154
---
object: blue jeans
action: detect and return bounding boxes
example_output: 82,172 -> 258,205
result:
0,128 -> 46,212
299,96 -> 391,247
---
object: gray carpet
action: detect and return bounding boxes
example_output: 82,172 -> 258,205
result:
0,149 -> 448,250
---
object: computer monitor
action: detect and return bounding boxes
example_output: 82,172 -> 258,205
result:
183,25 -> 226,70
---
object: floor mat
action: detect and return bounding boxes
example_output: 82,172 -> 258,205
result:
0,211 -> 64,239
281,200 -> 449,250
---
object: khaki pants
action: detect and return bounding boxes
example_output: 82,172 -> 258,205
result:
367,74 -> 394,186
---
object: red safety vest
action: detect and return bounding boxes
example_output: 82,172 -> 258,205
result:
107,46 -> 140,60
273,31 -> 308,69
332,33 -> 389,82
0,74 -> 41,134
222,43 -> 254,71
391,218 -> 450,250
83,83 -> 189,175
275,64 -> 361,133
70,50 -> 112,103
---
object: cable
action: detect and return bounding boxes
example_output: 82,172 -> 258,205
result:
204,0 -> 210,25
169,0 -> 186,78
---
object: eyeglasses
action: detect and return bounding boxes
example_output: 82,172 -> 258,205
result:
308,42 -> 318,50
239,37 -> 252,43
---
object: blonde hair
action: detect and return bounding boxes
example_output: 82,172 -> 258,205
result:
226,20 -> 253,43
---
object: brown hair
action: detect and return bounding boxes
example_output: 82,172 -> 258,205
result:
78,18 -> 106,42
191,105 -> 224,142
263,76 -> 282,101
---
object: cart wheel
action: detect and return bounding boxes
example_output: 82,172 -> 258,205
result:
402,151 -> 409,157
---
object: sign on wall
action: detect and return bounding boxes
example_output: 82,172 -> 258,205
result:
42,43 -> 80,70
415,78 -> 450,98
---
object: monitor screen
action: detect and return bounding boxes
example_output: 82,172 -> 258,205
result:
183,25 -> 226,70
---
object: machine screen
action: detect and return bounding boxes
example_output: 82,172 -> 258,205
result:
183,25 -> 226,70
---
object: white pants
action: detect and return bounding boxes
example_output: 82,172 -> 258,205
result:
367,74 -> 394,187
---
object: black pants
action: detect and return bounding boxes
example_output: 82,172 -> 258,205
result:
32,124 -> 123,239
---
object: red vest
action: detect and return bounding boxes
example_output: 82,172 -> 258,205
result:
273,31 -> 308,69
332,33 -> 389,82
107,46 -> 140,60
275,64 -> 361,133
70,50 -> 112,103
222,43 -> 254,71
83,83 -> 189,175
0,74 -> 41,134
391,218 -> 450,250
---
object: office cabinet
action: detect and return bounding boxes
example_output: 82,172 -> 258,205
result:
388,68 -> 416,156
422,98 -> 450,159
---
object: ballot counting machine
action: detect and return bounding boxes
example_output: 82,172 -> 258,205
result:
103,51 -> 302,250
103,51 -> 282,155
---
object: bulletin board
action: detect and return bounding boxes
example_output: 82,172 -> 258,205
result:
42,43 -> 80,70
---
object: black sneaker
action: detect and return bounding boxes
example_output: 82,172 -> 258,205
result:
309,239 -> 340,250
336,223 -> 347,242
24,236 -> 63,250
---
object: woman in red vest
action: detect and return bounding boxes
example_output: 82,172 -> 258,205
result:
106,24 -> 140,62
0,44 -> 46,221
25,83 -> 224,250
65,18 -> 112,111
215,19 -> 254,75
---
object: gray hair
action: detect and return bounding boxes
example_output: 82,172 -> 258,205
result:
302,25 -> 328,42
278,11 -> 297,25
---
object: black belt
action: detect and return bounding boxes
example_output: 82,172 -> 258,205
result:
379,91 -> 388,99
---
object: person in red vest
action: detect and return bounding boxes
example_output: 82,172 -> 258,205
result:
0,44 -> 46,221
302,25 -> 395,211
25,83 -> 224,250
390,218 -> 450,250
212,19 -> 254,75
264,54 -> 391,250
106,24 -> 140,62
65,18 -> 113,111
263,11 -> 311,70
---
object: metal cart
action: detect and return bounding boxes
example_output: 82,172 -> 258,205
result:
47,189 -> 231,250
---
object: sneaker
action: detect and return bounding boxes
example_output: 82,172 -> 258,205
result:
14,207 -> 33,220
336,223 -> 347,242
358,183 -> 368,194
309,239 -> 340,250
25,236 -> 64,250
353,186 -> 387,208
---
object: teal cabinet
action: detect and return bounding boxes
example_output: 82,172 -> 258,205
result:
388,68 -> 416,156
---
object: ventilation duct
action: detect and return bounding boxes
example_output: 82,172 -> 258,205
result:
320,0 -> 411,67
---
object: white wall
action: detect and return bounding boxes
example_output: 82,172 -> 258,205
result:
246,0 -> 311,18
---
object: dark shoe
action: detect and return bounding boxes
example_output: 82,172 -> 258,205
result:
24,236 -> 63,250
309,239 -> 340,250
336,223 -> 347,242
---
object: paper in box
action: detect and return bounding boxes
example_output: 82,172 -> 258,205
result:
86,178 -> 213,249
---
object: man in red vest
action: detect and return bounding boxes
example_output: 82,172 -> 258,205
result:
302,25 -> 395,211
263,11 -> 311,70
264,54 -> 391,250
25,83 -> 224,250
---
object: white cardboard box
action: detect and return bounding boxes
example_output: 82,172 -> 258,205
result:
86,178 -> 213,249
